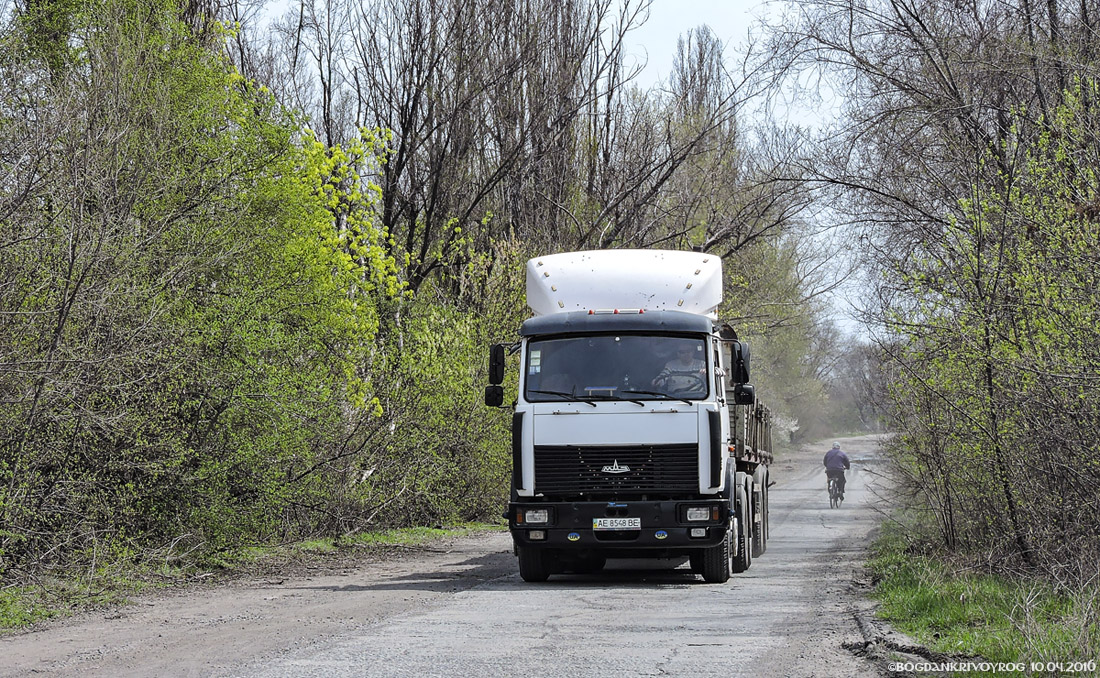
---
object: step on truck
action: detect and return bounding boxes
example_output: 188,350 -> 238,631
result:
484,249 -> 773,583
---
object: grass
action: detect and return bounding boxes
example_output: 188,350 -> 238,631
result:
0,573 -> 139,630
0,522 -> 504,633
0,587 -> 61,628
869,526 -> 1100,672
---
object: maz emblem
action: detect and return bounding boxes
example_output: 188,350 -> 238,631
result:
601,460 -> 631,474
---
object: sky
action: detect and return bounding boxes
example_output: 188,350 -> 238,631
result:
623,0 -> 840,131
625,1 -> 865,337
624,0 -> 770,89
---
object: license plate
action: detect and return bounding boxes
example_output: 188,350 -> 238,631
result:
592,517 -> 641,531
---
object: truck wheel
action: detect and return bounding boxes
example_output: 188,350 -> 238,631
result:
752,480 -> 768,557
733,482 -> 752,573
518,546 -> 551,582
700,526 -> 733,583
762,483 -> 770,549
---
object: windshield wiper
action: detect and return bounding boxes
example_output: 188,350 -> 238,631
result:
621,389 -> 693,406
580,392 -> 646,407
528,389 -> 597,407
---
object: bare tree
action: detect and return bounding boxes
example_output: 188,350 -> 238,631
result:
770,0 -> 1100,580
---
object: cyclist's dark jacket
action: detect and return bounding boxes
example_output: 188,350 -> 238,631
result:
823,448 -> 850,471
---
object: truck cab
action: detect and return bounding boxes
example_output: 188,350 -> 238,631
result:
486,250 -> 771,583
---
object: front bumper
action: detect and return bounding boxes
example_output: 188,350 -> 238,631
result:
509,499 -> 729,551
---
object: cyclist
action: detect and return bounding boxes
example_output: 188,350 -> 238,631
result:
823,442 -> 850,500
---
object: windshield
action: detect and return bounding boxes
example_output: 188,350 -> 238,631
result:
525,334 -> 709,402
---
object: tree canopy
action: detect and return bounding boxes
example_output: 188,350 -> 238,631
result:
0,0 -> 852,582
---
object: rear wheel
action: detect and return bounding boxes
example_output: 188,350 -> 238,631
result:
732,482 -> 753,573
752,479 -> 768,557
518,545 -> 551,582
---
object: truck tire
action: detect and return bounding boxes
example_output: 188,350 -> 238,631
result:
700,526 -> 733,583
732,481 -> 753,573
518,545 -> 551,582
752,474 -> 768,557
762,482 -> 770,548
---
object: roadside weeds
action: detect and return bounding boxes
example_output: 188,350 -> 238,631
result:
0,523 -> 506,635
843,526 -> 1100,678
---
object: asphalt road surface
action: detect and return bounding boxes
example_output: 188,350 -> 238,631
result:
2,435 -> 891,677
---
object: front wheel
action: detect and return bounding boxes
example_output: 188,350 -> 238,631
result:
517,545 -> 551,582
700,527 -> 733,583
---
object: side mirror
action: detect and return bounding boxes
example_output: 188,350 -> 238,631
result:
488,344 -> 506,385
733,341 -> 751,384
733,383 -> 755,405
484,385 -> 504,407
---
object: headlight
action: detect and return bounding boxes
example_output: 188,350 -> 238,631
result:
524,509 -> 550,524
686,507 -> 710,521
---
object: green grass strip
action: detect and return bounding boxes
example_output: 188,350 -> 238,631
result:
869,528 -> 1099,671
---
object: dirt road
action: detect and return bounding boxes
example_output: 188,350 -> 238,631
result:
2,435 -> 892,677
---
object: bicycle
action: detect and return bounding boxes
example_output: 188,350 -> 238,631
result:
828,475 -> 843,508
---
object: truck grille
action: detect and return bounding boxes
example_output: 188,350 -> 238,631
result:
533,444 -> 699,496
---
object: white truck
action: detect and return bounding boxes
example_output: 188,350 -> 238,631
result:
484,249 -> 773,582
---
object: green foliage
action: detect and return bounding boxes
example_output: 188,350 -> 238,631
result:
0,588 -> 59,629
882,81 -> 1100,580
358,238 -> 526,529
17,0 -> 82,78
0,0 -> 398,578
721,237 -> 837,445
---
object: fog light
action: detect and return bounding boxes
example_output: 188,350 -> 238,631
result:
529,530 -> 547,540
525,509 -> 549,524
690,527 -> 707,538
686,507 -> 710,521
